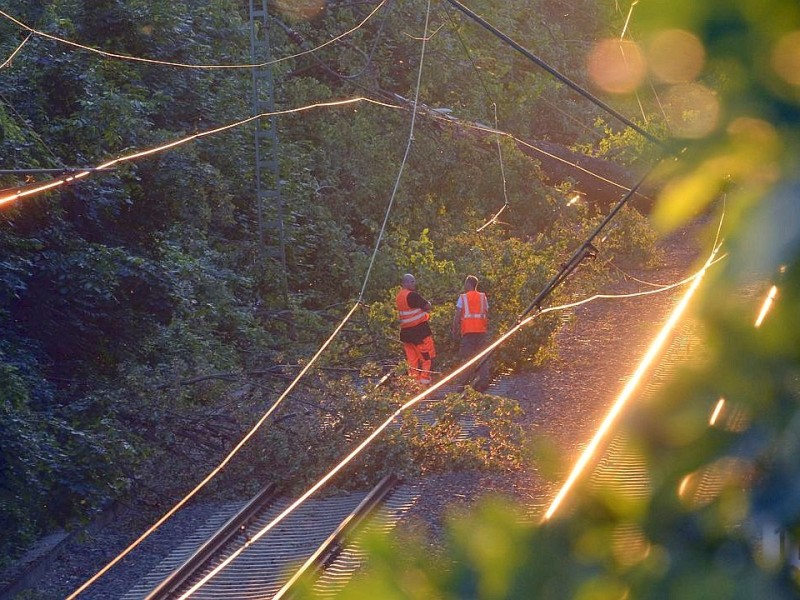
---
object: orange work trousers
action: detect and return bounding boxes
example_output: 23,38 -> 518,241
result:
402,335 -> 436,385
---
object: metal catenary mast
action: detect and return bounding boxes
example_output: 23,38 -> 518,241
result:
249,0 -> 289,306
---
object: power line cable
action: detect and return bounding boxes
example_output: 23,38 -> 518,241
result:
357,0 -> 433,303
423,109 -> 650,200
0,96 -> 402,208
544,240 -> 724,522
616,0 -> 672,132
518,165 -> 654,320
256,11 -> 630,206
334,0 -> 395,80
0,2 -> 388,70
271,1 -> 391,84
440,0 -> 670,152
0,167 -> 114,175
440,0 -> 604,145
0,32 -> 30,69
475,103 -> 510,233
437,1 -> 510,231
0,92 -> 64,165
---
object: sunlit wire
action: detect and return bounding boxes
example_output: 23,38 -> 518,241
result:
0,96 -> 401,208
404,23 -> 445,41
0,32 -> 31,69
324,0 -> 394,81
616,0 -> 671,131
709,397 -> 725,426
754,285 -> 778,328
542,243 -> 723,522
607,260 -> 675,289
618,1 -> 646,123
443,0 -> 667,150
179,2 -> 436,595
476,102 -> 510,232
438,3 -> 510,233
620,0 -> 638,40
0,2 -> 387,70
0,92 -> 64,163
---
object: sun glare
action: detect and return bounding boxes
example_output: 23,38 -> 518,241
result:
543,252 -> 715,522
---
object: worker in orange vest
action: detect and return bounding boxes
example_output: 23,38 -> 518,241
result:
452,275 -> 491,391
396,273 -> 436,386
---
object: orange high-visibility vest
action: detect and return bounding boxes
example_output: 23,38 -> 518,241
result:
459,291 -> 488,334
396,289 -> 429,329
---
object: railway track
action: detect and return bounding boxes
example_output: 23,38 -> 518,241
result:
122,474 -> 413,600
120,377 -> 493,600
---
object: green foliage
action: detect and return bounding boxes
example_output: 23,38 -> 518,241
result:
0,0 -> 658,571
217,370 -> 524,496
412,387 -> 524,473
0,345 -> 132,569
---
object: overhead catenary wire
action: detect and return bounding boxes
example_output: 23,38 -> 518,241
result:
0,32 -> 31,69
442,0 -> 605,144
440,0 -> 671,152
0,167 -> 115,175
0,2 -> 388,70
519,165 -> 654,320
66,2 -> 436,596
0,92 -> 65,165
0,96 -> 402,208
408,100 -> 652,200
616,0 -> 672,132
617,0 -> 650,124
474,105 -> 510,233
357,0 -> 432,302
1,12 -> 647,212
272,0 -> 394,82
607,259 -> 676,289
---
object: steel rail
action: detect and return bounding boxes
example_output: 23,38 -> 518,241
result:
145,483 -> 279,600
273,473 -> 401,599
